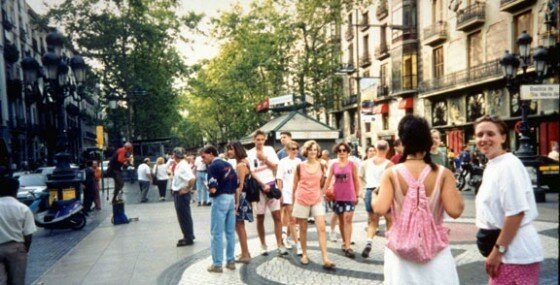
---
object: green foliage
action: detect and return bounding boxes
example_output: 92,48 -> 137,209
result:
45,0 -> 202,145
185,0 -> 359,145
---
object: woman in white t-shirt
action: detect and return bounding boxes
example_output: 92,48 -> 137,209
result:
153,157 -> 170,201
276,141 -> 302,255
474,116 -> 543,284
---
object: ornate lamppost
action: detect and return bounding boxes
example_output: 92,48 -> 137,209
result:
21,30 -> 88,201
499,31 -> 550,202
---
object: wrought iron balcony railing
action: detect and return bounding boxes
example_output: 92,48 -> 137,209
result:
457,3 -> 486,31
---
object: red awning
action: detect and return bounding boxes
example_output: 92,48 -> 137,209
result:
398,97 -> 414,109
373,103 -> 389,114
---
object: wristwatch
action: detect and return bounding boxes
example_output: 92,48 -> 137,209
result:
495,244 -> 507,254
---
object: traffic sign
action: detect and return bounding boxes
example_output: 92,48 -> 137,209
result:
520,84 -> 559,100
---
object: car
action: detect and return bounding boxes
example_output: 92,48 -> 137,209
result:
537,156 -> 559,192
35,165 -> 80,182
12,171 -> 31,179
17,174 -> 49,210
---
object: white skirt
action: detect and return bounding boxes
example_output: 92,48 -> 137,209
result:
384,246 -> 459,285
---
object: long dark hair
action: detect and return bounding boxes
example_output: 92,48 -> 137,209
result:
397,115 -> 437,170
226,141 -> 248,161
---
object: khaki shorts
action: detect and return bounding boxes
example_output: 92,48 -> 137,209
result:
256,190 -> 281,215
292,201 -> 326,219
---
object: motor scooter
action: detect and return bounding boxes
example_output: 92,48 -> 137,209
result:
19,190 -> 87,230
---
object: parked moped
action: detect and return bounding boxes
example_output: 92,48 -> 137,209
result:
19,189 -> 87,230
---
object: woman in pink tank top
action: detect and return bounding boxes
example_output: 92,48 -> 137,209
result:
373,115 -> 464,284
324,142 -> 360,259
292,140 -> 335,270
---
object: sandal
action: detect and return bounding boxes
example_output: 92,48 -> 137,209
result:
344,248 -> 356,258
235,255 -> 251,264
322,261 -> 336,270
300,256 -> 309,265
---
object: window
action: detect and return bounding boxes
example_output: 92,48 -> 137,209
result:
433,47 -> 444,79
432,0 -> 444,23
382,113 -> 389,130
402,53 -> 417,89
468,31 -> 483,68
514,11 -> 532,54
380,64 -> 387,86
348,43 -> 354,66
363,35 -> 369,56
362,11 -> 369,26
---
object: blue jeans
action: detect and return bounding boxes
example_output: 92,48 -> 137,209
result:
211,194 -> 236,267
196,172 -> 210,203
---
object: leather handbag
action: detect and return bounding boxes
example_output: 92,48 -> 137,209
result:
476,228 -> 501,257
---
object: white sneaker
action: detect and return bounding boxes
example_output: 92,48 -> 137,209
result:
296,243 -> 303,256
277,245 -> 289,256
261,244 -> 268,256
283,237 -> 293,249
329,230 -> 337,242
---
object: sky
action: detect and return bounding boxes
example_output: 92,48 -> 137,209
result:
26,0 -> 252,64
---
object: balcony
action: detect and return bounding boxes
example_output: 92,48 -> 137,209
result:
2,8 -> 13,31
342,94 -> 358,107
500,0 -> 536,13
359,53 -> 371,67
19,27 -> 27,41
419,59 -> 502,95
457,3 -> 486,32
345,25 -> 354,41
377,85 -> 389,98
423,21 -> 447,46
375,44 -> 390,60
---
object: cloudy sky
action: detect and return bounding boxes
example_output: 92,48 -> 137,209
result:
27,0 -> 252,64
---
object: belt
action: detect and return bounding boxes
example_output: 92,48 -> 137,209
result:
366,188 -> 377,191
197,170 -> 207,172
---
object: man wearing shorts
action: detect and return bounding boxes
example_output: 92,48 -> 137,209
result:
359,140 -> 393,258
247,130 -> 285,256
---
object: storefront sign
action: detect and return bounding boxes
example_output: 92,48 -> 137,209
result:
520,85 -> 559,100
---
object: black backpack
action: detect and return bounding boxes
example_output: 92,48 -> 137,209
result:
243,173 -> 261,203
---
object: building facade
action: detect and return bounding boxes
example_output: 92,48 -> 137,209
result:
330,0 -> 558,157
1,0 -> 99,171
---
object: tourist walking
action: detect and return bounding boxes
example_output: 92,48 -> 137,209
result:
226,142 -> 254,264
292,140 -> 335,269
324,142 -> 360,259
195,153 -> 210,206
247,130 -> 284,256
92,160 -> 102,210
320,150 -> 338,242
474,115 -> 543,284
0,176 -> 36,285
137,158 -> 153,203
430,130 -> 449,168
276,141 -> 302,254
203,146 -> 238,273
153,157 -> 169,201
359,140 -> 393,258
390,139 -> 403,164
170,148 -> 196,247
374,115 -> 464,284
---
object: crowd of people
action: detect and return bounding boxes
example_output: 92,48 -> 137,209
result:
2,114 -> 547,284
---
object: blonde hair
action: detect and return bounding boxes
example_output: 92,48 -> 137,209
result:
285,141 -> 299,151
156,157 -> 165,165
301,140 -> 321,158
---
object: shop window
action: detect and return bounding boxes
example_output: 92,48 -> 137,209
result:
432,100 -> 448,126
467,93 -> 486,122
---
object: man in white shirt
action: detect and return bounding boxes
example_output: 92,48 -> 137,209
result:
359,140 -> 393,258
137,158 -> 153,203
171,148 -> 196,247
247,130 -> 285,256
195,154 -> 210,206
0,176 -> 36,285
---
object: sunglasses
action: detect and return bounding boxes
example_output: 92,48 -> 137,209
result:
290,148 -> 299,151
337,148 -> 348,153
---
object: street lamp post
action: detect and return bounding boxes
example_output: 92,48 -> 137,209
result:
21,30 -> 88,203
499,31 -> 550,203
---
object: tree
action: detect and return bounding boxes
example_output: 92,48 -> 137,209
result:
45,0 -> 202,145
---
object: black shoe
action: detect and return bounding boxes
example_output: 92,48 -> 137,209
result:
141,199 -> 148,203
177,239 -> 194,247
362,243 -> 372,258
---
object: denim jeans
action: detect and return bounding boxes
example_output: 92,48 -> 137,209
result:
210,194 -> 236,267
196,172 -> 210,203
139,180 -> 150,201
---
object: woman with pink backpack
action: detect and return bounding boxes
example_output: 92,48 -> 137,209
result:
374,115 -> 464,284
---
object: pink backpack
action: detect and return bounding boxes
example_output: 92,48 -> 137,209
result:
386,165 -> 449,263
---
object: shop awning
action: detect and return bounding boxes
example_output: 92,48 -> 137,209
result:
398,97 -> 414,109
373,103 -> 389,114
